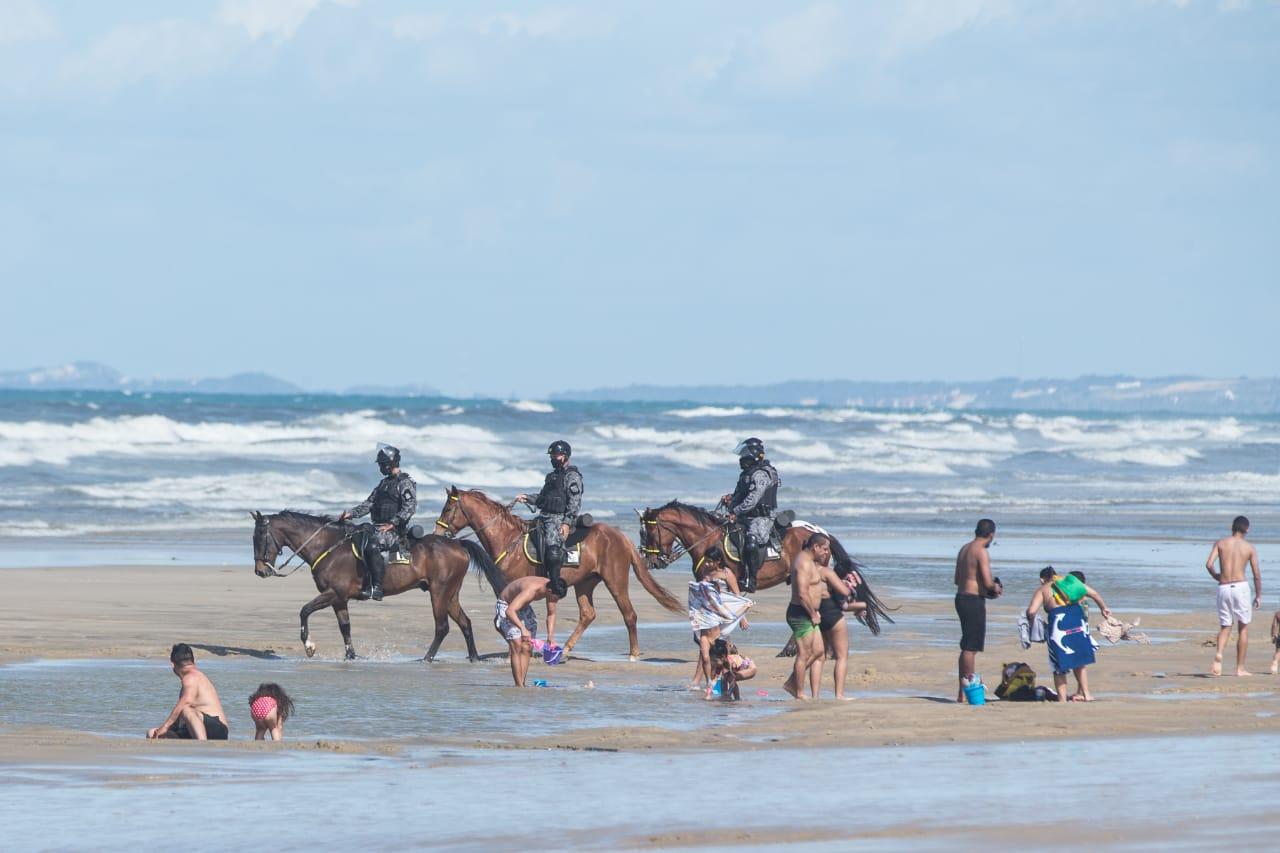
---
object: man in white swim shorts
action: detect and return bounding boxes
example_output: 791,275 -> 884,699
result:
493,576 -> 559,687
1206,515 -> 1262,677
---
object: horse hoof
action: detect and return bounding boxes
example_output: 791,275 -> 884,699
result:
629,654 -> 639,662
344,648 -> 357,661
304,642 -> 317,658
422,655 -> 435,663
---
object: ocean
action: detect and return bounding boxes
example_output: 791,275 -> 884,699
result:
0,389 -> 1276,569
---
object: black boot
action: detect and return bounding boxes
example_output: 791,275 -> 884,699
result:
367,548 -> 387,601
545,547 -> 568,598
743,546 -> 764,593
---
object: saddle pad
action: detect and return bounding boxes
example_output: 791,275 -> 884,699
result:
522,533 -> 581,566
721,531 -> 780,563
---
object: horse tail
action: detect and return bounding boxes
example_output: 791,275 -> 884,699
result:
460,539 -> 505,596
622,534 -> 684,614
828,533 -> 897,636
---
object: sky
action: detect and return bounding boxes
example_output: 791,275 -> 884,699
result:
1,0 -> 1277,397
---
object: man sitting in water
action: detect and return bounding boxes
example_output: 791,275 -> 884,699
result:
494,576 -> 562,687
147,643 -> 229,740
782,533 -> 830,700
1206,515 -> 1262,677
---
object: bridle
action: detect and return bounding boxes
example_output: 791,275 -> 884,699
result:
640,512 -> 728,570
256,516 -> 343,578
435,491 -> 524,563
434,492 -> 515,540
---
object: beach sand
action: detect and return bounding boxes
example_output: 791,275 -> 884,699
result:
2,564 -> 1276,753
5,563 -> 1280,849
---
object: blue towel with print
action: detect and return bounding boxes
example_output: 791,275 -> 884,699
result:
1047,603 -> 1096,675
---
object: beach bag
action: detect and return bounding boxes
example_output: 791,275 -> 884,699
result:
995,662 -> 1040,701
1051,574 -> 1087,606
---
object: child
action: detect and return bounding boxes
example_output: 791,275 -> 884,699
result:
248,683 -> 295,741
707,638 -> 756,701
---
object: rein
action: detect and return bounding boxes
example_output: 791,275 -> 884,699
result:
642,514 -> 729,569
436,493 -> 525,565
260,519 -> 346,578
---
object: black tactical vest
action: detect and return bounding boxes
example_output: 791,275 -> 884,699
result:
371,473 -> 410,525
732,461 -> 780,518
536,465 -> 579,515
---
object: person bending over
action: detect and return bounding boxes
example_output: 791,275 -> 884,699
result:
494,576 -> 562,687
248,683 -> 295,741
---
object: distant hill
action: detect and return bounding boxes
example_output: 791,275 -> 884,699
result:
552,375 -> 1280,414
0,361 -> 303,395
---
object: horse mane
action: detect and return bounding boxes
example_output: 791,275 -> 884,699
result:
277,509 -> 340,525
655,499 -> 721,527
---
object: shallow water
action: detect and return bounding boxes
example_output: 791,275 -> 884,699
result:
0,656 -> 783,741
4,733 -> 1279,850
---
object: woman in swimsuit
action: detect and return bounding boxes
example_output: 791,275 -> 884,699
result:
248,682 -> 295,741
810,566 -> 867,700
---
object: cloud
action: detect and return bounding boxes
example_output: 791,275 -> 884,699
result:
0,0 -> 56,46
60,20 -> 236,91
745,1 -> 1013,91
755,3 -> 847,89
216,0 -> 325,42
391,6 -> 615,43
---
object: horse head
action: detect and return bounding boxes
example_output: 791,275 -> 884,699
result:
251,510 -> 283,577
434,486 -> 467,539
638,506 -> 681,571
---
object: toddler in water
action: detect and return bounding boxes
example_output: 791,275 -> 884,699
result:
248,683 -> 295,741
707,638 -> 756,701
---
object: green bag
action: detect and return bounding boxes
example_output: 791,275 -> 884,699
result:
1051,573 -> 1087,606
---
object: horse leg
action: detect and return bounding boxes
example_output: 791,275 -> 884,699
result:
422,588 -> 452,663
333,601 -> 356,660
300,590 -> 337,658
448,596 -> 480,662
561,576 -> 601,655
600,571 -> 642,661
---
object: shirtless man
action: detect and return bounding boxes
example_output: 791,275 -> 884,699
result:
147,643 -> 229,740
494,575 -> 561,687
1207,515 -> 1262,677
954,519 -> 1003,702
782,533 -> 830,700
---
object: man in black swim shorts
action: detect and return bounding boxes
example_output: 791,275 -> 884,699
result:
147,643 -> 230,741
953,520 -> 1003,702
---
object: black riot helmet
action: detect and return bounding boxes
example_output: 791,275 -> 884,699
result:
735,437 -> 765,466
376,443 -> 401,475
547,440 -> 572,468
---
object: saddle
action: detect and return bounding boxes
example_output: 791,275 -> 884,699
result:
524,516 -> 590,566
723,510 -> 794,562
352,524 -> 412,566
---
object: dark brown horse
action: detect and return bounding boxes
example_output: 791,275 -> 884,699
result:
251,510 -> 505,661
638,500 -> 894,635
433,487 -> 684,659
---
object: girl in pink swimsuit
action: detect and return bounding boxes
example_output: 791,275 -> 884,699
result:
248,683 -> 296,741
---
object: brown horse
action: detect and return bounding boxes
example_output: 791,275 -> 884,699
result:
433,486 -> 684,659
638,500 -> 894,635
251,510 -> 505,662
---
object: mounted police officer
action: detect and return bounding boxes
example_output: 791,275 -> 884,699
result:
338,444 -> 417,601
721,437 -> 780,593
515,440 -> 582,599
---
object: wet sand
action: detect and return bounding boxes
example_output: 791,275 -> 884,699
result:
2,563 -> 1278,753
4,563 -> 1280,849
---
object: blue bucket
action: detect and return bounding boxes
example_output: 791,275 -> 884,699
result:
963,681 -> 986,705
